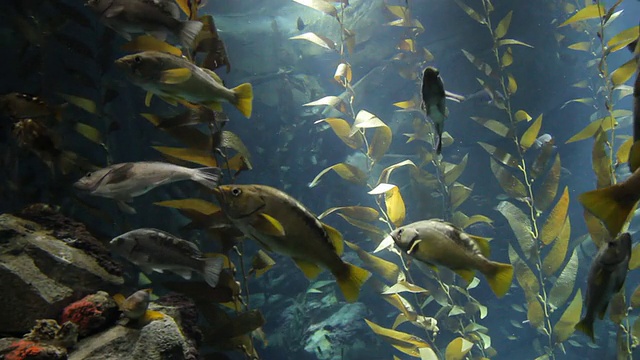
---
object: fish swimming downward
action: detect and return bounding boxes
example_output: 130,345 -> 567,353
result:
575,232 -> 632,342
85,0 -> 203,47
388,219 -> 514,298
115,51 -> 253,118
110,228 -> 224,288
73,161 -> 221,213
213,184 -> 371,302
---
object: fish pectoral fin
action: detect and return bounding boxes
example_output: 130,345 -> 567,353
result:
116,200 -> 136,214
322,223 -> 344,256
252,213 -> 285,237
145,92 -> 154,107
293,258 -> 323,280
108,163 -> 135,184
468,235 -> 491,258
454,268 -> 476,284
104,5 -> 125,18
160,68 -> 192,84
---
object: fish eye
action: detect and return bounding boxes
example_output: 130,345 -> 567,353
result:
231,188 -> 242,196
134,56 -> 142,64
85,172 -> 92,178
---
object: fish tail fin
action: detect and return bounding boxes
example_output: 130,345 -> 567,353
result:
335,262 -> 371,303
483,261 -> 514,298
575,317 -> 595,342
202,256 -> 224,288
192,167 -> 222,189
579,184 -> 639,237
231,83 -> 253,118
179,20 -> 204,48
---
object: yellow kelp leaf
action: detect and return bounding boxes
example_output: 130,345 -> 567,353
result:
609,290 -> 626,325
509,245 -> 539,301
454,0 -> 486,25
382,281 -> 428,295
478,142 -> 519,168
309,163 -> 367,187
292,0 -> 337,17
572,80 -> 589,88
445,337 -> 474,360
490,158 -> 527,198
548,250 -> 579,310
461,49 -> 493,76
507,73 -> 517,95
498,39 -> 533,48
59,93 -> 96,114
553,289 -> 582,343
540,187 -> 570,245
450,183 -> 473,210
527,298 -> 545,330
608,25 -> 640,52
369,126 -> 393,162
315,118 -> 364,149
535,154 -> 560,211
611,57 -> 638,86
630,284 -> 640,308
501,47 -> 513,67
419,347 -> 439,360
378,160 -> 418,186
386,5 -> 410,20
353,109 -> 387,130
397,39 -> 415,52
343,28 -> 356,55
471,117 -> 512,137
561,97 -> 594,109
520,114 -> 543,151
567,41 -> 591,51
153,146 -> 217,167
444,154 -> 468,185
345,241 -> 400,283
121,35 -> 182,56
565,115 -> 616,143
364,319 -> 431,357
337,213 -> 387,243
289,32 -> 336,50
154,198 -> 220,215
319,206 -> 379,222
583,210 -> 608,249
393,95 -> 421,110
616,136 -> 633,164
494,11 -> 513,39
501,203 -> 535,258
542,217 -> 570,276
304,96 -> 346,111
629,243 -> 640,270
334,62 -> 352,85
515,110 -> 532,122
75,123 -> 102,144
592,129 -> 612,188
386,186 -> 406,227
558,4 -> 605,27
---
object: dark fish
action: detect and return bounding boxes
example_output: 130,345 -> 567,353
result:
297,17 -> 305,31
627,53 -> 640,172
421,67 -> 448,154
0,93 -> 65,121
575,233 -> 632,342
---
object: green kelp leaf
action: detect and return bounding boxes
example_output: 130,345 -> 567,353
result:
502,47 -> 513,67
490,158 -> 527,198
385,186 -> 406,227
609,290 -> 627,325
471,117 -> 512,137
445,337 -> 474,360
565,115 -> 616,144
478,142 -> 519,168
337,213 -> 387,243
633,318 -> 640,347
616,136 -> 633,168
461,49 -> 493,76
607,25 -> 640,52
527,297 -> 545,330
75,123 -> 102,144
515,110 -> 532,122
520,114 -> 543,151
507,73 -> 517,95
540,187 -> 570,245
318,206 -> 379,222
345,241 -> 400,283
59,93 -> 97,114
369,126 -> 393,162
553,289 -> 582,343
378,160 -> 418,186
450,183 -> 473,210
567,41 -> 591,51
153,146 -> 217,167
629,243 -> 640,270
499,202 -> 535,258
630,284 -> 640,308
509,245 -> 539,301
315,118 -> 364,150
542,217 -> 570,276
558,4 -> 605,27
451,212 -> 493,230
364,319 -> 431,357
592,129 -> 613,188
535,154 -> 560,211
560,97 -> 594,109
498,39 -> 533,48
220,131 -> 252,165
583,210 -> 608,249
419,347 -> 439,360
289,32 -> 336,50
548,250 -> 579,310
154,198 -> 220,215
304,96 -> 346,111
611,57 -> 638,87
382,280 -> 428,295
444,154 -> 468,185
454,0 -> 486,24
309,163 -> 367,187
494,11 -> 513,39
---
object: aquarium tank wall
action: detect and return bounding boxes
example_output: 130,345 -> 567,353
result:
0,0 -> 640,359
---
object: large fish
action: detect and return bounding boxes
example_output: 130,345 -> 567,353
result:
111,228 -> 224,287
85,0 -> 203,47
388,219 -> 514,298
115,51 -> 253,118
73,161 -> 221,213
575,232 -> 632,342
213,184 -> 371,302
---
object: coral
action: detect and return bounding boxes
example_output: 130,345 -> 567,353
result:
3,339 -> 67,360
60,291 -> 118,337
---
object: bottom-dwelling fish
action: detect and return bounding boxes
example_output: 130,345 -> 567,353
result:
213,184 -> 371,303
575,232 -> 632,342
110,228 -> 224,288
73,161 -> 221,213
113,289 -> 165,323
388,219 -> 514,298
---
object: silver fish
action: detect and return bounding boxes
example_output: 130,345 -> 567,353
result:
85,0 -> 203,47
73,161 -> 221,213
111,228 -> 223,287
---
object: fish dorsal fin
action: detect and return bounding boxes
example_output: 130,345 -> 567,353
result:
252,213 -> 285,237
145,92 -> 154,107
322,223 -> 343,255
293,258 -> 323,279
161,68 -> 192,84
468,235 -> 491,258
106,163 -> 135,184
203,68 -> 224,84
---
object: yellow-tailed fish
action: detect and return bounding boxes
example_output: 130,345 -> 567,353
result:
213,184 -> 371,302
113,289 -> 165,322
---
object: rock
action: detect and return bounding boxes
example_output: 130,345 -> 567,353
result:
60,292 -> 119,337
0,212 -> 123,335
1,339 -> 68,360
0,318 -> 79,360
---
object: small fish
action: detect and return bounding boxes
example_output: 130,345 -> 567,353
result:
532,133 -> 554,150
115,51 -> 253,118
0,93 -> 65,121
461,88 -> 506,107
421,67 -> 448,154
86,0 -> 203,47
388,219 -> 514,297
113,289 -> 165,323
213,184 -> 371,302
575,232 -> 632,342
111,228 -> 224,287
73,161 -> 221,213
296,17 -> 305,31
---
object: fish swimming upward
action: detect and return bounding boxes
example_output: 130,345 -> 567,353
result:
421,67 -> 448,155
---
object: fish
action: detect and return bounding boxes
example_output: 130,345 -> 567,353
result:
0,93 -> 65,121
213,184 -> 371,302
388,219 -> 514,298
575,232 -> 632,342
421,67 -> 448,154
296,17 -> 305,31
113,289 -> 165,322
532,133 -> 554,150
115,51 -> 253,118
626,54 -> 640,173
85,0 -> 204,47
73,161 -> 221,214
110,228 -> 224,287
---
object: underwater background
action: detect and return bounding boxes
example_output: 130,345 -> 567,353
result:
1,0 -> 640,359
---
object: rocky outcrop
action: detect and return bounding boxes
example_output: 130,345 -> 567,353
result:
60,292 -> 119,337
